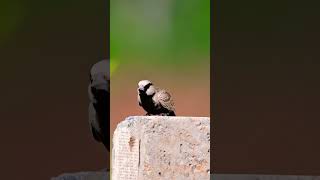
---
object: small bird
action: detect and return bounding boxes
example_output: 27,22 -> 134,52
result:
88,59 -> 110,151
137,80 -> 176,116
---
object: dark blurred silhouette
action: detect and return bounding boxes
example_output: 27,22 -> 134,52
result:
0,0 -> 109,179
89,60 -> 110,151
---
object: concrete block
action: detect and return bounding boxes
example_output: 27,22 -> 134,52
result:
112,116 -> 210,180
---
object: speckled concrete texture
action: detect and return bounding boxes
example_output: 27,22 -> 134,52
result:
112,116 -> 210,180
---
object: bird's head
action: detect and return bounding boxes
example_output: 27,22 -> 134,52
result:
89,59 -> 110,92
138,80 -> 156,96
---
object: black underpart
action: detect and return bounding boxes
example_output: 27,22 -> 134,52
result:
139,93 -> 175,116
92,87 -> 110,151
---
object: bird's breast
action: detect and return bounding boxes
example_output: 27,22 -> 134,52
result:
139,94 -> 156,112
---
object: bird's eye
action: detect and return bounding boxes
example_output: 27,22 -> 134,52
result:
145,83 -> 151,90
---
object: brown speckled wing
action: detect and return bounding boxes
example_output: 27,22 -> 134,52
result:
153,89 -> 175,112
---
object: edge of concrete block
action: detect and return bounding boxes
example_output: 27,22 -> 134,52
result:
116,116 -> 210,128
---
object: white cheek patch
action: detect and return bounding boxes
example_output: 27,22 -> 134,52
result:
146,87 -> 155,96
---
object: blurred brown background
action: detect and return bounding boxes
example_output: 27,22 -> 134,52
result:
213,0 -> 320,175
110,62 -> 211,139
0,0 -> 109,179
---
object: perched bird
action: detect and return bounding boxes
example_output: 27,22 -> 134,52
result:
88,59 -> 110,151
137,80 -> 176,116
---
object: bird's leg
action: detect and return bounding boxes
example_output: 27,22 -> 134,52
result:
159,113 -> 168,116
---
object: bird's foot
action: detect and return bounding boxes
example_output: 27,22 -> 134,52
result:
159,113 -> 169,116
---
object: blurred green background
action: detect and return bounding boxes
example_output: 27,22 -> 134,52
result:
110,0 -> 210,73
110,0 -> 211,136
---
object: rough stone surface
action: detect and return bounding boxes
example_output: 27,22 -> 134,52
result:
51,170 -> 109,180
211,174 -> 320,180
112,116 -> 210,180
